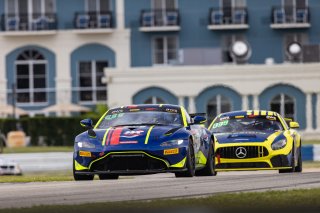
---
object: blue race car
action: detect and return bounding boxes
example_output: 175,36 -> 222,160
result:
73,104 -> 215,180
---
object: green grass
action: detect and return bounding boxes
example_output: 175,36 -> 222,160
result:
303,161 -> 320,168
0,189 -> 320,213
2,146 -> 73,153
0,171 -> 74,183
303,140 -> 320,145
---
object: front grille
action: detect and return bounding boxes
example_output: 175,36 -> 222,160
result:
90,153 -> 167,172
216,162 -> 270,169
217,146 -> 269,159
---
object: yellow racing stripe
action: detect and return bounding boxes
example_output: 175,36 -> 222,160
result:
144,126 -> 155,144
102,127 -> 111,146
94,110 -> 109,129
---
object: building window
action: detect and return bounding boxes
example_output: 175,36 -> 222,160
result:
79,61 -> 108,103
5,0 -> 56,31
207,95 -> 232,123
15,49 -> 47,104
153,36 -> 178,65
219,0 -> 247,24
144,96 -> 165,104
153,0 -> 177,10
86,0 -> 110,12
270,94 -> 295,119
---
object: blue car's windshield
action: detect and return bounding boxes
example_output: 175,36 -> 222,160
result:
210,115 -> 284,133
97,110 -> 183,129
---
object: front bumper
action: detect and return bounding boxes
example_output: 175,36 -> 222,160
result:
74,148 -> 188,174
215,143 -> 294,171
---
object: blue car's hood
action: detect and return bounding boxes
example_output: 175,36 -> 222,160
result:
94,125 -> 183,146
215,131 -> 275,143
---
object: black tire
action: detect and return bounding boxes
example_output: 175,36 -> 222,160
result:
99,174 -> 119,180
73,161 -> 94,181
195,140 -> 217,176
175,140 -> 196,178
295,146 -> 302,173
279,145 -> 295,174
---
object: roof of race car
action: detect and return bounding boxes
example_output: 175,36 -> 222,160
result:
218,110 -> 280,118
108,104 -> 182,113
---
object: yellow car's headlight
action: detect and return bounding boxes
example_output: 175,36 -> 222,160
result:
271,139 -> 287,150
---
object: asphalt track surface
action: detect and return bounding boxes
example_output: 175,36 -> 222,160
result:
0,170 -> 320,209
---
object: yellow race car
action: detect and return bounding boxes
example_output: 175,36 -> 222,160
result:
208,110 -> 302,173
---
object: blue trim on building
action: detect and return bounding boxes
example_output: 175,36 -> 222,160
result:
259,84 -> 306,129
184,96 -> 189,111
312,93 -> 317,130
70,43 -> 116,104
195,86 -> 242,113
5,45 -> 56,110
132,87 -> 178,105
56,0 -> 82,29
248,95 -> 253,109
302,145 -> 316,161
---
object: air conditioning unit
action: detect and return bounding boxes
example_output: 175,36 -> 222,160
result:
302,44 -> 320,63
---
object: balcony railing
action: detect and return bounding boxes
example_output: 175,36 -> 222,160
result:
1,13 -> 57,32
140,9 -> 180,29
271,6 -> 310,28
208,7 -> 248,29
74,11 -> 113,29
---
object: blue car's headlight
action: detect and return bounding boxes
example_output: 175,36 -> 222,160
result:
160,139 -> 184,147
271,139 -> 287,150
77,141 -> 96,149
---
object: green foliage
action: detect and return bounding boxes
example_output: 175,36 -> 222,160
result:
82,104 -> 108,123
0,105 -> 109,147
0,117 -> 85,146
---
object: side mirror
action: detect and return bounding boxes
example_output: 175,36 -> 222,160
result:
289,121 -> 300,129
193,116 -> 207,125
80,119 -> 93,129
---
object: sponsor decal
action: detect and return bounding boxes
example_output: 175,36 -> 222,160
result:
164,148 -> 179,155
212,120 -> 229,129
220,116 -> 230,121
130,109 -> 140,112
235,115 -> 244,119
122,130 -> 144,138
166,108 -> 178,113
111,109 -> 124,114
119,141 -> 138,144
266,116 -> 276,121
146,108 -> 157,111
79,151 -> 91,157
105,113 -> 124,120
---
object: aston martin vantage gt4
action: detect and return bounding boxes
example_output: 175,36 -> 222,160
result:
209,110 -> 302,173
73,104 -> 216,180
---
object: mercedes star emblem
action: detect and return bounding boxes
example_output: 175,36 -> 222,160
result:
235,147 -> 247,159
